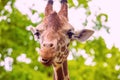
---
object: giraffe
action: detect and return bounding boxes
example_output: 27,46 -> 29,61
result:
30,0 -> 94,80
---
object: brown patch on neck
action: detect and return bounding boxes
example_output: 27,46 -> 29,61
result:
56,67 -> 64,80
63,60 -> 68,76
53,60 -> 69,80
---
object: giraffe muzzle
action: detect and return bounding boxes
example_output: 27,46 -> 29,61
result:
40,57 -> 53,66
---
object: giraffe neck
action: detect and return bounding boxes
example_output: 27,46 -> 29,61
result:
53,60 -> 69,80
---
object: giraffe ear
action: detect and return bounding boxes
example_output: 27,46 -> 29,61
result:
29,26 -> 36,34
72,29 -> 94,42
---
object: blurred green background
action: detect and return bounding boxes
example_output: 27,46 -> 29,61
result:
0,0 -> 120,80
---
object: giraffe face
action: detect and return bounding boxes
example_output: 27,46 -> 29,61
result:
30,12 -> 73,66
30,12 -> 94,66
39,28 -> 70,66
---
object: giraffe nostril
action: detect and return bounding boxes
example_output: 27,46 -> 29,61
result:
43,44 -> 46,47
43,43 -> 54,48
49,43 -> 53,47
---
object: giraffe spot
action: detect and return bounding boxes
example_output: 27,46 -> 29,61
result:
59,39 -> 65,46
57,52 -> 61,57
65,49 -> 69,55
59,54 -> 63,59
67,43 -> 69,47
57,45 -> 60,51
61,46 -> 66,52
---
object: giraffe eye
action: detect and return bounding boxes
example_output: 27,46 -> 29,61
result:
67,30 -> 74,38
34,30 -> 40,39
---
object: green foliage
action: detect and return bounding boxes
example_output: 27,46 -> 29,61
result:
68,0 -> 90,8
69,37 -> 120,80
0,8 -> 34,58
93,13 -> 110,33
0,0 -> 9,12
0,0 -> 120,80
68,0 -> 75,8
0,63 -> 52,80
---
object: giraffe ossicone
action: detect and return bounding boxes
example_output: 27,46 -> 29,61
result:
30,0 -> 94,80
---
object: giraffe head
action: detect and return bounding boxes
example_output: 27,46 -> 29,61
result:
30,0 -> 94,66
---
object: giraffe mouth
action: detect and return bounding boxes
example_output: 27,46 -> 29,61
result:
40,58 -> 53,66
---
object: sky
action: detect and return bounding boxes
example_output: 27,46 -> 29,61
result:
14,0 -> 120,49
